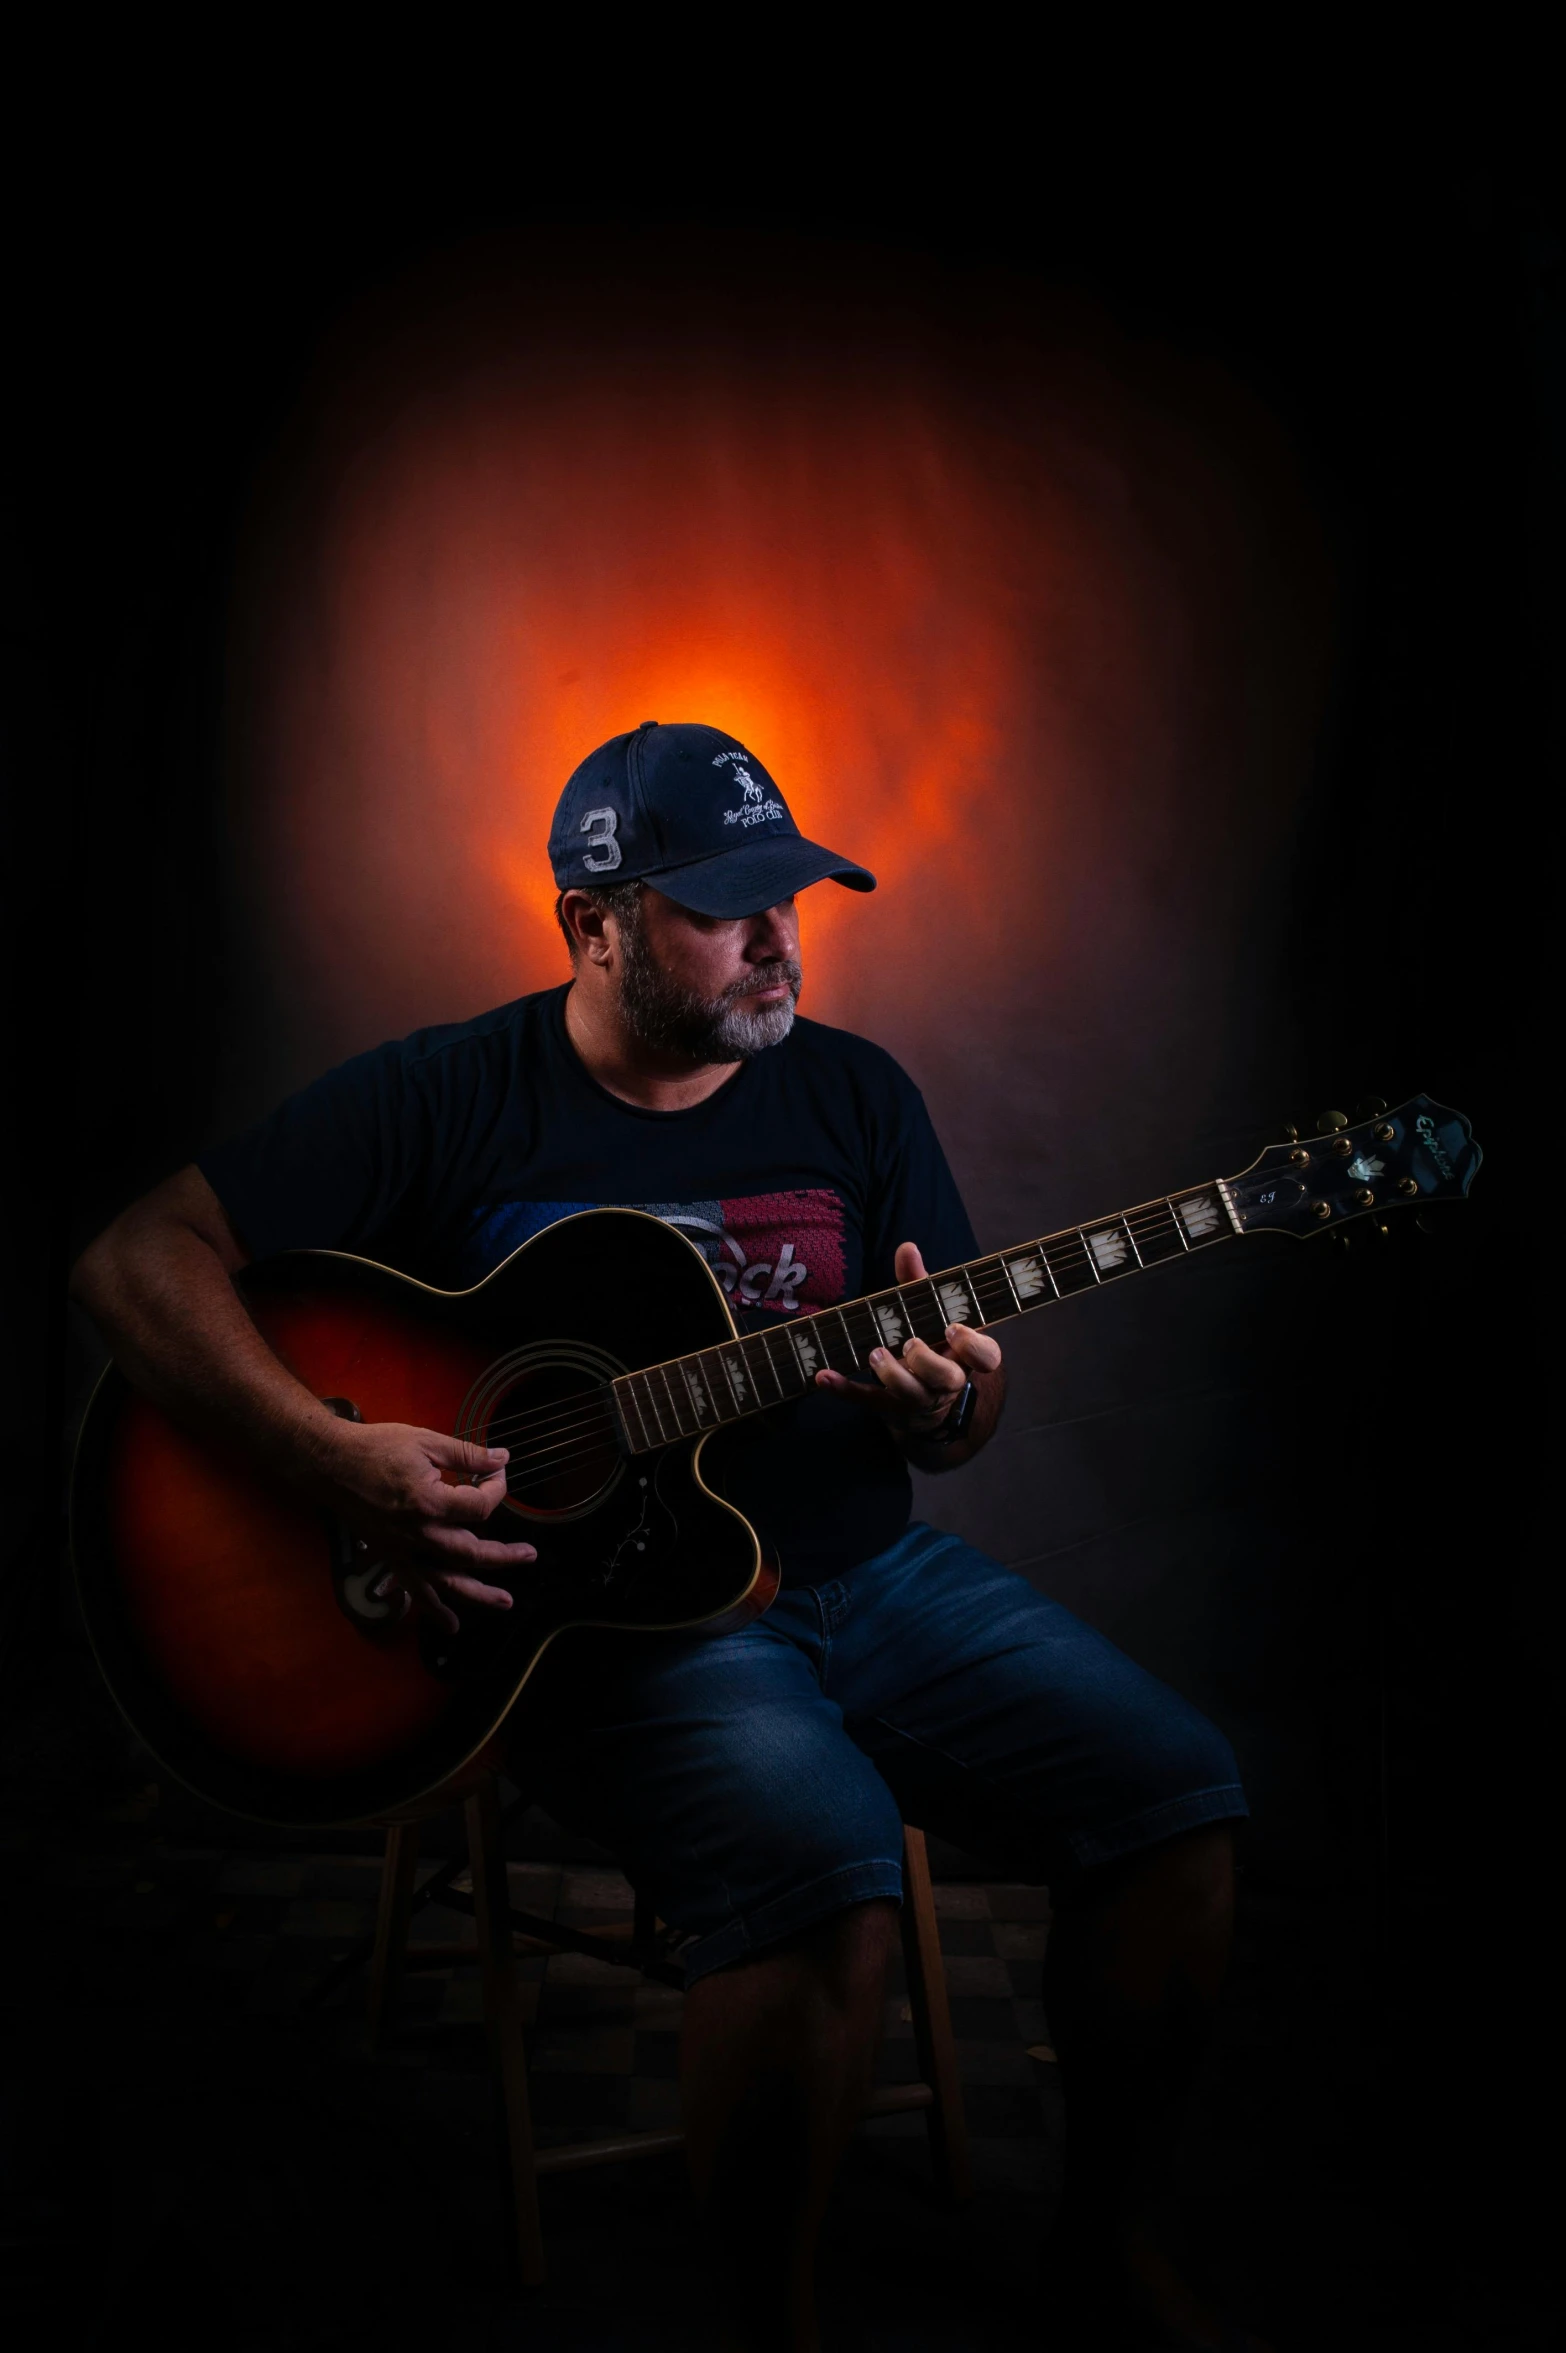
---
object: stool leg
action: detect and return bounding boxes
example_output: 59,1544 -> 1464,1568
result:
900,1825 -> 972,2205
466,1776 -> 546,2289
368,1819 -> 420,2051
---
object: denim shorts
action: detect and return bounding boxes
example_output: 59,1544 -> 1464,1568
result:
514,1521 -> 1247,1984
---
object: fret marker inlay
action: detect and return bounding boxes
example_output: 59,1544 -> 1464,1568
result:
1088,1228 -> 1131,1274
937,1279 -> 974,1324
875,1301 -> 907,1348
1007,1254 -> 1047,1300
1175,1194 -> 1222,1240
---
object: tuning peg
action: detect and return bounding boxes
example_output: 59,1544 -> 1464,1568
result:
1280,1122 -> 1299,1142
1318,1109 -> 1349,1132
1357,1097 -> 1387,1118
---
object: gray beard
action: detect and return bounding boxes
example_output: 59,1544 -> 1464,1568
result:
617,925 -> 801,1063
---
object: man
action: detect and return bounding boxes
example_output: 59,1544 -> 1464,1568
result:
73,721 -> 1254,2352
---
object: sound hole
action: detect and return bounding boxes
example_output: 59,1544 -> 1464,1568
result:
466,1351 -> 624,1521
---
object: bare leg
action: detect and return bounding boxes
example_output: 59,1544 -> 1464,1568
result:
1044,1824 -> 1267,2349
681,1898 -> 900,2353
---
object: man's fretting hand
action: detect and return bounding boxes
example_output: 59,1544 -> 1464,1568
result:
813,1241 -> 1004,1452
302,1420 -> 530,1634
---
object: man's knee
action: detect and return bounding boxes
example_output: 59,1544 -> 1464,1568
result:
800,1894 -> 901,2008
685,1897 -> 900,2053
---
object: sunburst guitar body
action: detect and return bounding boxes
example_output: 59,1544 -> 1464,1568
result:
72,1210 -> 771,1827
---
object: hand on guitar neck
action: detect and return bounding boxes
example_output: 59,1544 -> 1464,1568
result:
70,1164 -> 531,1636
812,1240 -> 1006,1468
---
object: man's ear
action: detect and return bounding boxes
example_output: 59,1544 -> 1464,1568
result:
560,890 -> 612,967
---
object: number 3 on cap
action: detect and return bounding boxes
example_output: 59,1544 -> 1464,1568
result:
580,808 -> 622,872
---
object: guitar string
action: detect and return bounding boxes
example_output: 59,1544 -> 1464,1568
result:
443,1171 -> 1409,1492
475,1198 -> 1223,1443
476,1152 -> 1412,1451
469,1175 -> 1427,1500
494,1217 -> 1352,1478
478,1229 -> 1237,1468
475,1202 -> 1228,1451
474,1206 -> 1232,1453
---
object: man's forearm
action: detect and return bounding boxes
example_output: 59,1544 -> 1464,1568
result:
71,1167 -> 527,1612
70,1173 -> 343,1493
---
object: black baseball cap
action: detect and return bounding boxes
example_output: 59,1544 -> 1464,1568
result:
548,721 -> 876,919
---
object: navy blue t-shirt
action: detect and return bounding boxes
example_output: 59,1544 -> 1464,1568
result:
199,985 -> 977,1582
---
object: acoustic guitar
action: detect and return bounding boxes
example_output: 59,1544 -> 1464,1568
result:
71,1095 -> 1480,1827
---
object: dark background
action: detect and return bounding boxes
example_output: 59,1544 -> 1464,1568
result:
4,93 -> 1555,2341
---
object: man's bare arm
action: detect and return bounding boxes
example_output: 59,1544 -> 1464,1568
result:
70,1168 -> 527,1629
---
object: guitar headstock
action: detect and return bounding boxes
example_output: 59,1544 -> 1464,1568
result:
1221,1095 -> 1481,1237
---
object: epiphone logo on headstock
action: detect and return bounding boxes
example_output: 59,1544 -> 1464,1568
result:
1416,1114 -> 1455,1179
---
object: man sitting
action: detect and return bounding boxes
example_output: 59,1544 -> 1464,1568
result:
74,721 -> 1254,2352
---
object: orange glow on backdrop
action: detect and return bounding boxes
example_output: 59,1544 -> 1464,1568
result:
224,238 -> 1328,1219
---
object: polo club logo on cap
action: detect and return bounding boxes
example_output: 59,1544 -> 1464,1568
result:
713,747 -> 787,831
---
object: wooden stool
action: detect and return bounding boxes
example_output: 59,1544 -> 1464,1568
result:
367,1775 -> 972,2286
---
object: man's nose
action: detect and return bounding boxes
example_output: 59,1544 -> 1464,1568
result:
747,903 -> 798,959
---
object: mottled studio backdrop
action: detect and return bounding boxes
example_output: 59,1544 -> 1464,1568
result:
192,233 -> 1339,1873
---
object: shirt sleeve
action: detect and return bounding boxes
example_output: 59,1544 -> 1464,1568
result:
197,1037 -> 436,1261
861,1071 -> 979,1294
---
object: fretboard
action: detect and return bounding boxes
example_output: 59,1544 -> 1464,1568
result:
611,1179 -> 1239,1453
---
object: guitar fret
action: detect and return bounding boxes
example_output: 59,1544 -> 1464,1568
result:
970,1257 -> 1015,1318
637,1372 -> 671,1446
869,1290 -> 911,1352
747,1329 -> 788,1403
656,1361 -> 687,1436
617,1377 -> 651,1451
831,1306 -> 861,1369
718,1343 -> 751,1413
1122,1216 -> 1145,1270
781,1320 -> 814,1385
964,1251 -> 1011,1327
764,1323 -> 803,1394
1171,1186 -> 1227,1246
1044,1238 -> 1095,1295
885,1285 -> 926,1345
1004,1247 -> 1056,1304
850,1300 -> 886,1363
1143,1205 -> 1186,1263
1082,1221 -> 1136,1279
994,1254 -> 1024,1314
698,1351 -> 735,1420
935,1267 -> 982,1325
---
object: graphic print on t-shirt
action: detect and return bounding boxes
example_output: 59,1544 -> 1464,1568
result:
460,1190 -> 848,1317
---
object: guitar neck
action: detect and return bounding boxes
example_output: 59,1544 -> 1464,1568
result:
612,1178 -> 1239,1453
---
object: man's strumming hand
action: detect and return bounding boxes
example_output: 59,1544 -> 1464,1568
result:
301,1420 -> 530,1634
812,1241 -> 1005,1466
